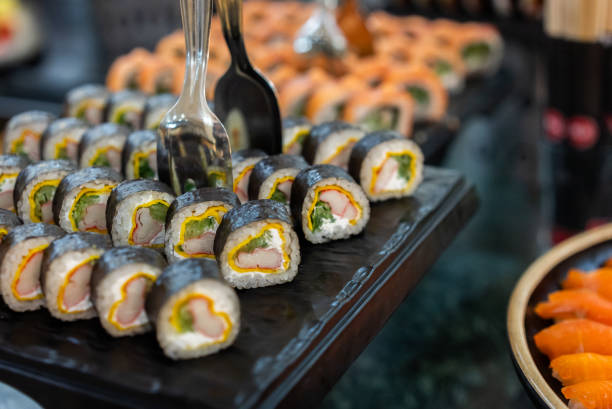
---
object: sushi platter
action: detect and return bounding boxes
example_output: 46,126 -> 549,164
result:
508,224 -> 612,409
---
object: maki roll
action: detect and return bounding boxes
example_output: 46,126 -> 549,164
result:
141,94 -> 176,130
414,42 -> 466,94
0,155 -> 29,211
40,118 -> 89,162
165,187 -> 240,263
291,164 -> 370,244
3,111 -> 56,161
348,131 -> 424,201
282,116 -> 311,155
248,154 -> 309,204
302,121 -> 366,170
304,77 -> 362,124
122,130 -> 158,180
79,123 -> 129,173
106,179 -> 175,248
106,48 -> 152,92
455,23 -> 503,76
138,58 -> 180,95
41,232 -> 111,321
0,223 -> 65,311
146,259 -> 240,359
14,160 -> 77,224
0,209 -> 22,242
214,200 -> 301,289
65,84 -> 110,125
278,69 -> 330,117
231,149 -> 267,203
92,247 -> 166,337
53,167 -> 122,234
105,90 -> 147,130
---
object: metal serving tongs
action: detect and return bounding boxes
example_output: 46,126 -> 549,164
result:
213,0 -> 282,154
158,0 -> 232,195
293,0 -> 347,58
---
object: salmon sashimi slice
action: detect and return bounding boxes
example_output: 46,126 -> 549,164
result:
534,289 -> 612,326
182,231 -> 215,256
534,319 -> 612,360
562,380 -> 612,409
551,353 -> 612,386
236,247 -> 282,270
115,276 -> 149,326
189,297 -> 226,338
319,189 -> 358,220
16,250 -> 43,298
62,262 -> 93,310
564,269 -> 612,301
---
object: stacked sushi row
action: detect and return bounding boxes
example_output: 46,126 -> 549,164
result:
533,256 -> 612,409
106,2 -> 503,137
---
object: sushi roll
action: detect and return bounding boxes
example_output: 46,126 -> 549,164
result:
106,179 -> 175,248
302,121 -> 366,170
0,223 -> 65,311
304,77 -> 362,124
155,30 -> 186,63
106,48 -> 153,92
141,94 -> 176,130
64,84 -> 110,125
278,69 -> 330,117
122,130 -> 158,180
213,200 -> 300,289
0,155 -> 29,211
0,209 -> 22,242
105,90 -> 147,130
231,149 -> 267,203
248,154 -> 309,204
40,118 -> 89,162
41,232 -> 111,321
348,131 -> 424,201
385,64 -> 448,122
146,259 -> 240,359
3,111 -> 56,161
78,123 -> 129,173
53,167 -> 122,234
14,160 -> 77,224
165,187 -> 240,263
342,85 -> 415,136
291,164 -> 370,244
92,246 -> 166,337
282,116 -> 311,156
137,58 -> 180,95
413,42 -> 466,94
455,23 -> 503,76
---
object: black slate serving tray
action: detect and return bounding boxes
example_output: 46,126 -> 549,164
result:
0,167 -> 477,409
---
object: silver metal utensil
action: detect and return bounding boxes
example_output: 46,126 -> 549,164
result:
158,0 -> 233,195
293,0 -> 347,58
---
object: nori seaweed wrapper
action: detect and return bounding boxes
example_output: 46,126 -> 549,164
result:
213,199 -> 292,259
248,154 -> 309,200
40,118 -> 89,161
121,130 -> 158,178
290,164 -> 356,227
282,116 -> 311,130
166,187 -> 240,231
0,223 -> 65,268
52,167 -> 122,226
91,246 -> 167,306
0,209 -> 21,229
40,232 -> 111,289
302,121 -> 359,164
231,149 -> 267,165
0,155 -> 30,171
146,258 -> 225,325
141,94 -> 176,130
78,123 -> 130,162
13,160 -> 77,207
348,131 -> 400,184
105,179 -> 174,234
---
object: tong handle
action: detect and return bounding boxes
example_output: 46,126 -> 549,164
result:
216,0 -> 250,69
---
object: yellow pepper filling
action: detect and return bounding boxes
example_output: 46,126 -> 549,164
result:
88,146 -> 121,168
170,293 -> 232,346
0,227 -> 8,241
11,243 -> 49,301
107,272 -> 157,331
57,255 -> 100,314
370,150 -> 418,194
228,223 -> 289,274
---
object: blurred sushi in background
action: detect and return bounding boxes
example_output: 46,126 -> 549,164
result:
3,111 -> 55,161
0,155 -> 28,212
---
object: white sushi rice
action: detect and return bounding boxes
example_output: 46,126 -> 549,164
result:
0,236 -> 52,312
57,181 -> 116,232
300,177 -> 370,244
359,138 -> 424,202
42,127 -> 87,161
156,279 -> 240,360
16,170 -> 70,224
256,168 -> 300,201
312,128 -> 365,167
125,140 -> 156,180
218,219 -> 301,289
79,134 -> 127,171
95,262 -> 162,337
165,201 -> 230,263
110,191 -> 175,247
44,248 -> 103,321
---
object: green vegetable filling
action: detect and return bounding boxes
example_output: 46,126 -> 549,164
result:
360,107 -> 400,132
239,230 -> 272,253
392,154 -> 414,181
176,302 -> 194,332
310,201 -> 334,232
137,158 -> 155,179
270,188 -> 288,204
407,86 -> 430,106
75,106 -> 87,120
184,179 -> 196,192
148,203 -> 169,223
92,153 -> 111,168
116,111 -> 128,125
184,216 -> 216,241
461,42 -> 491,65
433,60 -> 453,77
33,185 -> 56,220
56,145 -> 69,160
13,140 -> 25,156
72,193 -> 100,225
